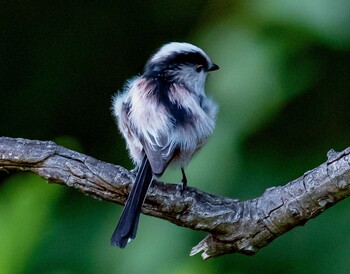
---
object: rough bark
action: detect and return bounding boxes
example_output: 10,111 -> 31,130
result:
0,137 -> 349,259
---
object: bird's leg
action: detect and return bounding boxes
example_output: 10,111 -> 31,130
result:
181,168 -> 187,192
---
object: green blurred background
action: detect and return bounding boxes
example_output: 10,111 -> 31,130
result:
1,0 -> 350,273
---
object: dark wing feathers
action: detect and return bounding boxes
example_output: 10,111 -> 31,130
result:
141,134 -> 175,176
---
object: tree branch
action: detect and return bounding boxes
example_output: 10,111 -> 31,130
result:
0,137 -> 349,259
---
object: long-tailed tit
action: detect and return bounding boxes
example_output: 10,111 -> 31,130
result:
111,42 -> 219,248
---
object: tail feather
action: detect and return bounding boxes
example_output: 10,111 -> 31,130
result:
111,155 -> 153,248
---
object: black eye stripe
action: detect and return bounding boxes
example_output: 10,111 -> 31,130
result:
144,51 -> 209,77
165,51 -> 209,69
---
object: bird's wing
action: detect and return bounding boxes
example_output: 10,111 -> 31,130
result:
141,134 -> 176,176
134,82 -> 196,176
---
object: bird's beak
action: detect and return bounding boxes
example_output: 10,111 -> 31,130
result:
208,63 -> 219,71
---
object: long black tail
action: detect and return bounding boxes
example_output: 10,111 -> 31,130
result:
111,155 -> 153,248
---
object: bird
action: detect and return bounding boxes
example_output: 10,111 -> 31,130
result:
111,42 -> 219,248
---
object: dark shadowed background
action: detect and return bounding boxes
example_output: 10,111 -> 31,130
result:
1,1 -> 350,273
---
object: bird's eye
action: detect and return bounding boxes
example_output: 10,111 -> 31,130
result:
195,65 -> 203,73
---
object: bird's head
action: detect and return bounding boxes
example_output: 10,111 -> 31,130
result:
144,42 -> 219,94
